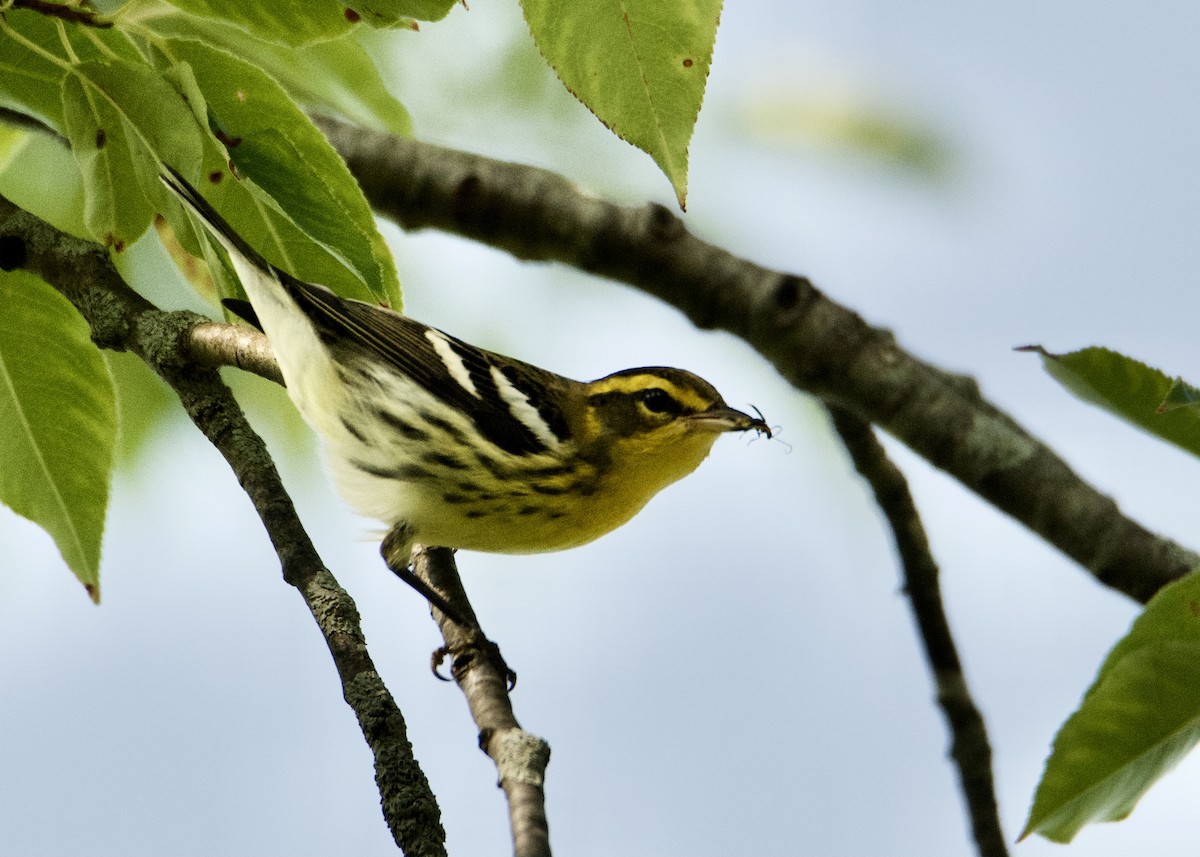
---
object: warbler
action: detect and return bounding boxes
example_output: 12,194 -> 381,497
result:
161,168 -> 769,608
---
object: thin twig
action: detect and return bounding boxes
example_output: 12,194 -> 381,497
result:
829,406 -> 1008,857
314,116 -> 1198,605
383,544 -> 553,857
0,193 -> 447,857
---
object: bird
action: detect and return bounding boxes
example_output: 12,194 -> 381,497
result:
161,166 -> 770,620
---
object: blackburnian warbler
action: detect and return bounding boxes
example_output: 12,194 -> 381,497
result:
162,168 -> 769,610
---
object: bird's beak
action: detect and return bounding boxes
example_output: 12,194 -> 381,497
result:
688,405 -> 772,438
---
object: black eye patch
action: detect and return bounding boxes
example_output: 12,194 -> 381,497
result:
639,387 -> 682,415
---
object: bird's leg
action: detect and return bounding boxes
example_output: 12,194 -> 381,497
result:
414,546 -> 517,690
380,524 -> 476,628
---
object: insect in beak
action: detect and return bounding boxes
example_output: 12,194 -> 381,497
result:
689,404 -> 772,438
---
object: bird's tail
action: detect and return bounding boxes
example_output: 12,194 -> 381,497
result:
160,167 -> 277,280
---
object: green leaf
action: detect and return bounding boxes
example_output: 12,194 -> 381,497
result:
0,125 -> 30,171
0,10 -> 67,131
160,0 -> 357,47
291,37 -> 412,135
347,0 -> 457,24
1023,572 -> 1200,842
1021,345 -> 1200,459
520,0 -> 722,208
0,128 -> 88,238
0,270 -> 116,602
1158,377 -> 1200,413
0,8 -> 148,133
104,350 -> 181,467
742,95 -> 953,179
144,13 -> 410,136
60,59 -> 204,250
61,69 -> 149,250
159,38 -> 401,308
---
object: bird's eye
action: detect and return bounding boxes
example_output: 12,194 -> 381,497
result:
639,388 -> 680,415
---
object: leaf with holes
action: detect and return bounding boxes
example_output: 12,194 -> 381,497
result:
521,0 -> 722,208
0,271 -> 116,601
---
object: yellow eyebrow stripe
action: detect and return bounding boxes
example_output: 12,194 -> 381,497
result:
586,376 -> 712,411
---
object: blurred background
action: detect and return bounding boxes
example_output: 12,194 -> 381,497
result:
2,1 -> 1199,854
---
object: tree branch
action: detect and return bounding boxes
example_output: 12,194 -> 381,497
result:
0,193 -> 446,857
830,406 -> 1008,857
401,547 -> 553,857
314,116 -> 1199,605
188,319 -> 282,383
